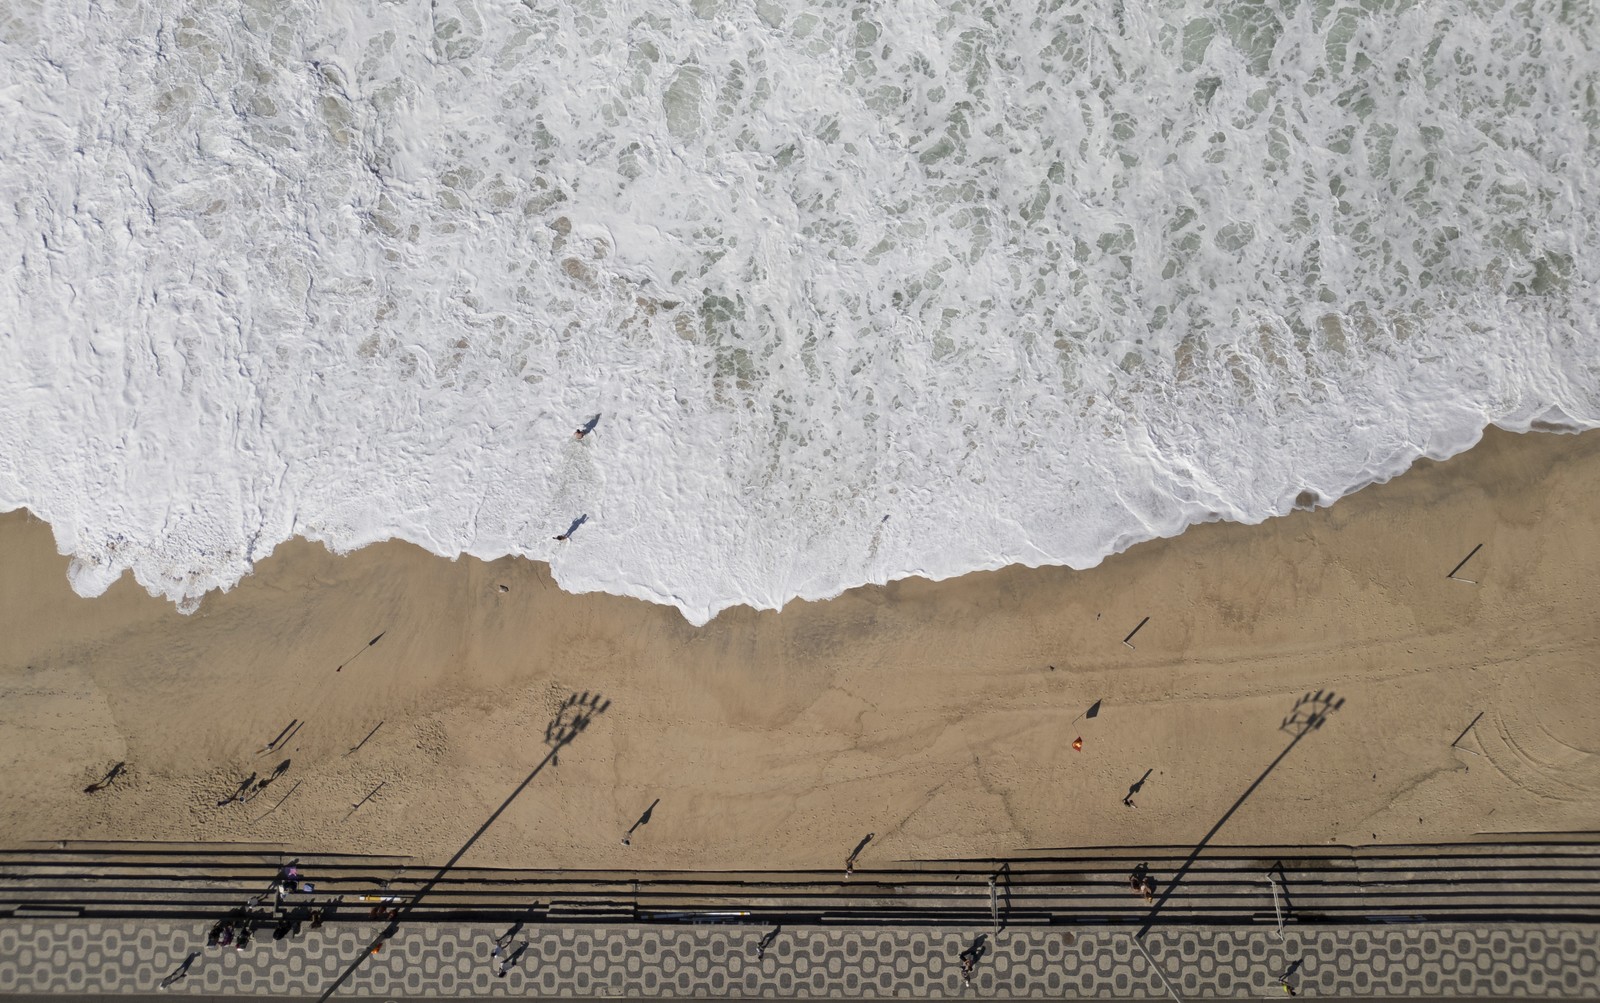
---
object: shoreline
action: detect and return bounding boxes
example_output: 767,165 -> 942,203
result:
14,421 -> 1590,630
3,426 -> 1599,869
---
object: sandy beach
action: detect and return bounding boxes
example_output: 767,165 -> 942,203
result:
2,426 -> 1598,870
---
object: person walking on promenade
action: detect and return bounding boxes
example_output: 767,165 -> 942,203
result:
1276,961 -> 1303,995
958,934 -> 986,988
158,952 -> 200,990
496,940 -> 530,977
755,925 -> 780,961
491,922 -> 523,958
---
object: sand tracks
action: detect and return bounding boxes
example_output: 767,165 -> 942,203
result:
1479,673 -> 1600,805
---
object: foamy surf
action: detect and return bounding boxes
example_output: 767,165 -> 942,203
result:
1,0 -> 1596,623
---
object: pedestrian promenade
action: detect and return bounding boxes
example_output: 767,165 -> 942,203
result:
2,919 -> 1597,998
5,841 -> 1599,997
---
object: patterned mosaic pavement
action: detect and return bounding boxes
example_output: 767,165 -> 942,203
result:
2,920 -> 1598,998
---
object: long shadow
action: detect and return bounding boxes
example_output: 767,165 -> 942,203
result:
258,721 -> 296,755
84,761 -> 125,794
755,924 -> 781,959
996,861 -> 1012,931
847,832 -> 875,864
244,759 -> 292,803
621,797 -> 660,845
1123,768 -> 1152,806
1134,690 -> 1342,939
336,632 -> 386,673
1269,858 -> 1296,923
314,692 -> 610,1003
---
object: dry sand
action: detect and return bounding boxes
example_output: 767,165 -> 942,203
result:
2,427 -> 1598,870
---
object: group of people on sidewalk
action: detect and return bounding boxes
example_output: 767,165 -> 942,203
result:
490,922 -> 532,977
162,859 -> 343,988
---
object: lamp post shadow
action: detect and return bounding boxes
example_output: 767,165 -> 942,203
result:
313,692 -> 611,1003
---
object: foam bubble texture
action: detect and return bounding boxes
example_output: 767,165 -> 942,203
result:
2,0 -> 1597,622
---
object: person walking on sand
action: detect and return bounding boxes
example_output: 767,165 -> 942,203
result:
844,832 -> 874,879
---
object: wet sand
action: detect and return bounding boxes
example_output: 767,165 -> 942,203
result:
2,427 -> 1598,869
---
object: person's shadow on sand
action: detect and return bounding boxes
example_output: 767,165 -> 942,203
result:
622,798 -> 660,845
85,761 -> 125,794
1123,768 -> 1152,806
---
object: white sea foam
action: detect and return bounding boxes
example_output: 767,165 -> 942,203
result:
2,0 -> 1597,623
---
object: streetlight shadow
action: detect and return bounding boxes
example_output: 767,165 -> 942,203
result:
314,691 -> 611,1002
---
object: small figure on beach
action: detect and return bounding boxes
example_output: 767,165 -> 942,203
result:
217,772 -> 258,806
553,514 -> 589,543
574,414 -> 601,439
84,761 -> 126,794
1122,768 -> 1152,809
1072,736 -> 1083,751
844,832 -> 875,879
621,798 -> 660,846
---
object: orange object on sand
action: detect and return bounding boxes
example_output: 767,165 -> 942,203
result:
1072,737 -> 1083,751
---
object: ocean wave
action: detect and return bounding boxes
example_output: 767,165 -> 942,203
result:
2,0 -> 1597,622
